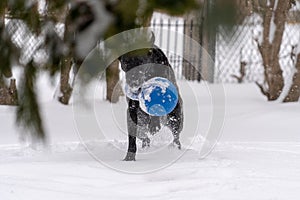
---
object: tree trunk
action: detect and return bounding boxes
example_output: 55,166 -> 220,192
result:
0,78 -> 18,105
0,10 -> 17,105
58,5 -> 75,105
106,60 -> 121,103
257,0 -> 290,101
58,56 -> 73,105
232,61 -> 246,83
283,52 -> 300,102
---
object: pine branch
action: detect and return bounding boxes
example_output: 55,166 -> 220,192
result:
16,61 -> 46,142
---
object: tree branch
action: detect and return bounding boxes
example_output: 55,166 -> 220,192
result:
256,81 -> 269,98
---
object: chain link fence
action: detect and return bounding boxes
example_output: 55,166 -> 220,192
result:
215,13 -> 300,84
151,12 -> 300,83
4,11 -> 300,84
5,17 -> 64,66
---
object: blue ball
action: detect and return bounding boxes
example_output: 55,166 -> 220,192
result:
139,77 -> 178,116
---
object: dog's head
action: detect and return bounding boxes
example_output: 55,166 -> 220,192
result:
118,31 -> 156,72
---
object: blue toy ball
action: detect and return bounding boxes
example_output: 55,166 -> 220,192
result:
138,77 -> 178,116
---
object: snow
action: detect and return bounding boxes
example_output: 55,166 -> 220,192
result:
269,0 -> 279,44
74,0 -> 112,60
1,79 -> 300,199
269,16 -> 276,44
296,30 -> 300,57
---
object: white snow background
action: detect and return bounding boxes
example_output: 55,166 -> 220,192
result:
1,71 -> 300,200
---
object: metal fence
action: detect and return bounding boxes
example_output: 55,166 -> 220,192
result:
150,13 -> 300,84
150,16 -> 186,80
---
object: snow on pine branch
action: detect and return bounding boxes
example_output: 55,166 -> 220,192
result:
73,0 -> 112,60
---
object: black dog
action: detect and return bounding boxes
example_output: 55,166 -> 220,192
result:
119,46 -> 183,161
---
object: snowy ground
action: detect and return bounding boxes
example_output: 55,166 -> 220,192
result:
1,79 -> 300,200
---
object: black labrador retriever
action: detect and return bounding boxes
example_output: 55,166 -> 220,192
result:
118,45 -> 183,161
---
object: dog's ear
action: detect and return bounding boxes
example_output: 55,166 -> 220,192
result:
117,55 -> 122,63
118,55 -> 127,72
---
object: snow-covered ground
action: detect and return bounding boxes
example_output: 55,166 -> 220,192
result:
1,78 -> 300,200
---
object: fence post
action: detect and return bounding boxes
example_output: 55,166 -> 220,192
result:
182,19 -> 187,79
200,0 -> 216,83
182,5 -> 203,82
174,20 -> 180,79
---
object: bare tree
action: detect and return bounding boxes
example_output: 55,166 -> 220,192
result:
232,61 -> 247,83
254,0 -> 290,100
283,44 -> 300,102
0,79 -> 18,105
0,9 -> 18,105
252,0 -> 300,102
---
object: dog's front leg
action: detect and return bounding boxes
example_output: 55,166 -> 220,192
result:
124,134 -> 137,161
124,100 -> 138,161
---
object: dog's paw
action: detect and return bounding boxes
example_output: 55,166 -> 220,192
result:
169,139 -> 181,150
123,152 -> 136,161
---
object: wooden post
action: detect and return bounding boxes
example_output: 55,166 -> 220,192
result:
200,0 -> 216,83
